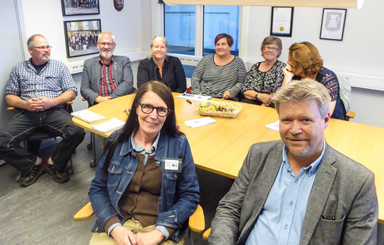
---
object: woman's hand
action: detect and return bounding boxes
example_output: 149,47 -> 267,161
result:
258,93 -> 273,105
136,229 -> 164,245
222,91 -> 232,100
111,226 -> 137,245
282,64 -> 295,85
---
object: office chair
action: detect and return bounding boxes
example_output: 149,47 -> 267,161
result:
337,74 -> 356,121
7,101 -> 75,175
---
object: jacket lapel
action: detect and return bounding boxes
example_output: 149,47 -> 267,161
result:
95,58 -> 101,91
300,146 -> 337,245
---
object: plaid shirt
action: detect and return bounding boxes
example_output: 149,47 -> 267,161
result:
99,58 -> 116,97
6,59 -> 77,105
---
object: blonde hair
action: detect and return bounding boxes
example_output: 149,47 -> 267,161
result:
148,35 -> 168,60
273,78 -> 330,118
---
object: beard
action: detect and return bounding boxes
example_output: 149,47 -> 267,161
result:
100,50 -> 112,59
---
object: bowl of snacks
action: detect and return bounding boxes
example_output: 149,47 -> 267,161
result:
197,101 -> 242,118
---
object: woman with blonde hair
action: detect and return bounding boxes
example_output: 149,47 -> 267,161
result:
137,36 -> 187,93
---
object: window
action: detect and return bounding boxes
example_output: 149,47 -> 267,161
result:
203,6 -> 241,56
164,4 -> 241,57
164,5 -> 196,55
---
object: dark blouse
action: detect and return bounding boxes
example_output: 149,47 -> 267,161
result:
137,55 -> 187,93
293,67 -> 345,120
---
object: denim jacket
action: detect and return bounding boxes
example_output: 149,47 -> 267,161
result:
89,129 -> 200,243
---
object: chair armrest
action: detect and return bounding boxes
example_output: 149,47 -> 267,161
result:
202,228 -> 211,240
346,110 -> 355,119
188,204 -> 205,233
73,202 -> 94,221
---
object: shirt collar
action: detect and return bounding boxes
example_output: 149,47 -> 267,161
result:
282,139 -> 327,175
130,132 -> 160,156
99,56 -> 114,66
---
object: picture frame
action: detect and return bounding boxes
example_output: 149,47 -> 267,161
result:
64,19 -> 101,58
61,0 -> 100,16
270,7 -> 294,37
320,8 -> 347,41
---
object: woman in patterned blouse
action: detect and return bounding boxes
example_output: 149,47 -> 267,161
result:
282,42 -> 345,120
241,36 -> 286,106
191,33 -> 246,100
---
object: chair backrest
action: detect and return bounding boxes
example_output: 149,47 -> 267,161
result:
336,74 -> 351,113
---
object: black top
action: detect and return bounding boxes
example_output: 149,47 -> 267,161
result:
137,55 -> 187,93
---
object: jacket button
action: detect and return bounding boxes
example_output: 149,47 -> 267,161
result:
174,174 -> 177,179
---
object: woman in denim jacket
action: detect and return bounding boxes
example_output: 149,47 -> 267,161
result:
89,81 -> 200,245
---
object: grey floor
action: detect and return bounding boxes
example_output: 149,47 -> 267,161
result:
0,131 -> 233,245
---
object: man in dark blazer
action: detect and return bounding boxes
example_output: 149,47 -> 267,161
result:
81,32 -> 135,106
209,79 -> 378,244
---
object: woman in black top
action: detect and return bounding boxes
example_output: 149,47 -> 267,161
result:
137,36 -> 187,93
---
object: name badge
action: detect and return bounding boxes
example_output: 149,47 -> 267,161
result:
161,158 -> 182,172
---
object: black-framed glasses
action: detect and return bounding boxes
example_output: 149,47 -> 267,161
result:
139,103 -> 171,117
33,46 -> 52,50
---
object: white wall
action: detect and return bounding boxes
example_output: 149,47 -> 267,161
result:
240,1 -> 384,128
0,0 -> 25,129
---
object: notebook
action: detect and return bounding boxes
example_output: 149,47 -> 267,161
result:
265,120 -> 280,131
185,117 -> 216,129
176,94 -> 211,102
71,109 -> 106,124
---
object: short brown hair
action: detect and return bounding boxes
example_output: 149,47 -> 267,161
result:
289,42 -> 323,77
261,36 -> 282,58
214,33 -> 234,47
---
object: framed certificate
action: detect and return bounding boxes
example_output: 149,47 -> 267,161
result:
270,7 -> 294,37
320,8 -> 347,41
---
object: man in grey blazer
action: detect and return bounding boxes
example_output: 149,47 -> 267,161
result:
210,79 -> 378,245
81,32 -> 135,106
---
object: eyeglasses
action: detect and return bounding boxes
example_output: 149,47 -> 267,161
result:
263,46 -> 279,51
98,42 -> 115,47
33,46 -> 52,50
139,103 -> 171,117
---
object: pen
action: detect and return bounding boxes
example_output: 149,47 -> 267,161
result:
183,93 -> 193,97
186,100 -> 192,104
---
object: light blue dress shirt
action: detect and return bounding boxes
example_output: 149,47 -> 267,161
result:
246,140 -> 326,245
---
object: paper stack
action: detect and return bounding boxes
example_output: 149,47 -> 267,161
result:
92,118 -> 125,133
185,117 -> 216,129
265,120 -> 280,131
71,109 -> 106,124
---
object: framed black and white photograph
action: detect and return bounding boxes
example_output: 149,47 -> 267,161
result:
61,0 -> 100,16
64,19 -> 101,58
320,8 -> 347,41
270,7 -> 294,37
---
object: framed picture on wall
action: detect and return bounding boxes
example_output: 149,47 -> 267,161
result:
64,19 -> 101,58
61,0 -> 100,16
270,7 -> 294,37
320,8 -> 347,41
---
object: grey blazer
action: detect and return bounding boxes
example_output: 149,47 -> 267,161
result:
209,141 -> 378,245
80,55 -> 134,106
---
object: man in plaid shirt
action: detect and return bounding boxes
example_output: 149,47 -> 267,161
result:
81,32 -> 135,107
0,34 -> 85,187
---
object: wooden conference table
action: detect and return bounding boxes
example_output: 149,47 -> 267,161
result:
73,93 -> 384,224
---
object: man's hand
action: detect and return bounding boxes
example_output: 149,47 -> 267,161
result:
111,226 -> 137,245
95,96 -> 112,104
222,91 -> 232,100
25,98 -> 43,112
37,97 -> 57,111
135,229 -> 164,245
